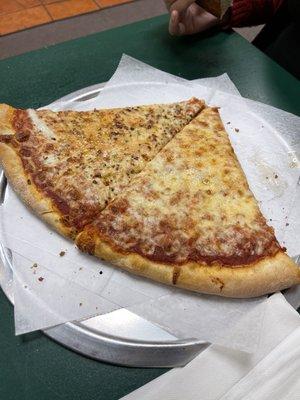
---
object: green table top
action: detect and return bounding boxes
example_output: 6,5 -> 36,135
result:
0,14 -> 299,400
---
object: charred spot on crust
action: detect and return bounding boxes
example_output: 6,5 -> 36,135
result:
77,232 -> 96,255
211,277 -> 224,291
172,266 -> 181,285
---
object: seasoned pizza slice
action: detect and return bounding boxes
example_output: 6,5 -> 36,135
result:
76,107 -> 299,298
0,98 -> 204,238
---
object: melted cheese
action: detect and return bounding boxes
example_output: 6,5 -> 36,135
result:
17,99 -> 204,230
93,107 -> 279,266
28,109 -> 56,140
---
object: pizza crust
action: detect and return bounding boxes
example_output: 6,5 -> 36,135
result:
0,142 -> 75,239
76,230 -> 300,298
0,104 -> 15,136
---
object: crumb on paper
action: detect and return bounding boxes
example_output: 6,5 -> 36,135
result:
79,302 -> 83,307
79,267 -> 83,271
269,218 -> 272,221
234,128 -> 239,132
24,285 -> 27,289
59,251 -> 66,257
274,174 -> 278,179
286,223 -> 289,226
226,122 -> 231,125
289,161 -> 298,168
96,307 -> 98,310
99,270 -> 103,275
38,277 -> 44,282
31,263 -> 38,269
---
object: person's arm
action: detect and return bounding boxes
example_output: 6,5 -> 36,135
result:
230,0 -> 285,27
165,0 -> 285,36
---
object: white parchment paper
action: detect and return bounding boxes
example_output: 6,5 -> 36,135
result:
0,55 -> 299,352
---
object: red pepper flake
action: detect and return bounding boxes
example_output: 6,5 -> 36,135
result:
59,251 -> 66,257
38,277 -> 44,282
234,128 -> 239,133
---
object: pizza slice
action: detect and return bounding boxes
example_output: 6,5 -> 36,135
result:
76,107 -> 300,298
0,98 -> 204,238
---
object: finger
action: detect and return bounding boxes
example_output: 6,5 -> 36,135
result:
169,10 -> 180,36
165,0 -> 176,11
178,22 -> 186,35
170,0 -> 195,14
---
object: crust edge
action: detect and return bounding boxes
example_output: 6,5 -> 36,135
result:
0,104 -> 15,136
76,229 -> 300,298
0,142 -> 75,239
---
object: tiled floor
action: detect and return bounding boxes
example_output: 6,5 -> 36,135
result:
0,0 -> 134,35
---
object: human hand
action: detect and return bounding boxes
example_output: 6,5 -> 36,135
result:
165,1 -> 219,36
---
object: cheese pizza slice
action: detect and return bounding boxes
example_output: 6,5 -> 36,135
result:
0,98 -> 204,238
76,107 -> 299,298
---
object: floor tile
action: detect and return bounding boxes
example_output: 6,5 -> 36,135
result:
0,0 -> 23,15
17,0 -> 42,8
42,0 -> 68,4
0,6 -> 51,35
45,0 -> 99,20
96,0 -> 133,8
0,0 -> 166,58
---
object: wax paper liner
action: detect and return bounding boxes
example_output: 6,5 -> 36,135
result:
0,55 -> 299,352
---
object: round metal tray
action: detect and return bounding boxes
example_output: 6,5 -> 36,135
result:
0,84 -> 208,368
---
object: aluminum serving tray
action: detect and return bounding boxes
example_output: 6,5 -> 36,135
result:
0,84 -> 208,368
